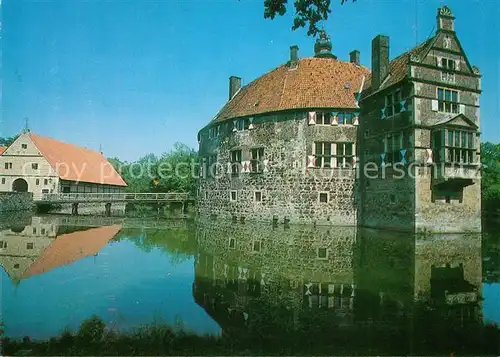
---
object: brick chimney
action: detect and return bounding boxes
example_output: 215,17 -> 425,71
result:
371,35 -> 390,90
350,50 -> 360,65
290,45 -> 299,64
229,76 -> 241,100
437,6 -> 455,32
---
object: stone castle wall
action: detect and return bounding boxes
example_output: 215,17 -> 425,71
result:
198,112 -> 358,226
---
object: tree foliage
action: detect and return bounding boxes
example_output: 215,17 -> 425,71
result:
108,143 -> 199,195
264,0 -> 356,36
0,135 -> 19,147
481,142 -> 500,211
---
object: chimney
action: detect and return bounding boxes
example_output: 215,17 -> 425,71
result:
229,76 -> 241,100
371,35 -> 390,90
350,50 -> 360,65
437,6 -> 455,32
290,45 -> 299,64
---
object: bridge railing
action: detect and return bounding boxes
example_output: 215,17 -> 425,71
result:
40,192 -> 189,202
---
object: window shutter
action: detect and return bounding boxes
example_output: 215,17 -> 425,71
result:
263,159 -> 270,172
436,56 -> 442,67
306,155 -> 316,168
381,108 -> 386,120
425,149 -> 433,164
232,120 -> 238,132
331,113 -> 338,125
431,99 -> 439,112
308,112 -> 317,125
459,104 -> 466,114
353,112 -> 360,126
380,153 -> 386,168
400,149 -> 407,165
248,117 -> 255,130
455,59 -> 460,71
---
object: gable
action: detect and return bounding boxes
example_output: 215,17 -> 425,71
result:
433,114 -> 478,129
422,31 -> 475,75
2,132 -> 44,157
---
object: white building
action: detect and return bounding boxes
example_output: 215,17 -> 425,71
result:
0,132 -> 127,200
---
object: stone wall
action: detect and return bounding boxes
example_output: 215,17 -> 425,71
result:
0,192 -> 34,212
198,112 -> 358,226
46,202 -> 126,216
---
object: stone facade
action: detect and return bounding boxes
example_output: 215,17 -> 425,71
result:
357,6 -> 482,232
198,112 -> 358,225
198,7 -> 481,233
0,192 -> 33,212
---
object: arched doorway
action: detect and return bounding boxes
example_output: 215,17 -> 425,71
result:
12,178 -> 28,192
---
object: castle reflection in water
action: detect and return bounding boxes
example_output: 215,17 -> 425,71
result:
193,220 -> 484,342
0,214 -> 495,353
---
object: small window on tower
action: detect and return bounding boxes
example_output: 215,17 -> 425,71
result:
22,144 -> 28,149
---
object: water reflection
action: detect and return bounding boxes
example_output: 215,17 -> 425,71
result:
193,220 -> 490,354
0,215 -> 498,354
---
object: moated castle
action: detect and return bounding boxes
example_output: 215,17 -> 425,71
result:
197,6 -> 482,233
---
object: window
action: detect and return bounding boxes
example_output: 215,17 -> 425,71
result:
438,88 -> 458,113
235,118 -> 250,131
26,243 -> 34,249
32,163 -> 38,170
334,142 -> 354,168
316,112 -> 331,125
315,142 -> 333,168
41,228 -> 46,235
1,178 -> 5,184
229,238 -> 236,249
4,163 -> 12,169
42,189 -> 49,193
0,241 -> 7,249
230,190 -> 237,202
319,192 -> 329,203
441,58 -> 456,70
230,150 -> 242,175
208,125 -> 220,139
447,130 -> 475,164
254,191 -> 262,202
385,90 -> 402,117
63,186 -> 70,193
317,248 -> 328,259
207,155 -> 217,178
44,179 -> 48,185
337,112 -> 354,125
14,263 -> 20,269
36,179 -> 40,185
253,241 -> 261,252
250,148 -> 264,173
384,132 -> 404,164
33,227 -> 37,234
22,144 -> 27,149
204,191 -> 208,200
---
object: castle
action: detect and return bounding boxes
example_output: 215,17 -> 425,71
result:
197,6 -> 482,233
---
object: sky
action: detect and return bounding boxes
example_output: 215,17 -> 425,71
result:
2,0 -> 499,161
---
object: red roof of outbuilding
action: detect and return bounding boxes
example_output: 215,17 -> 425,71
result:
0,147 -> 6,155
29,133 -> 127,187
212,57 -> 369,123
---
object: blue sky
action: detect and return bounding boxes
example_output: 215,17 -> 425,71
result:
2,0 -> 499,161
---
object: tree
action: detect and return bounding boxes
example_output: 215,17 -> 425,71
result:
0,135 -> 19,147
481,142 -> 500,212
264,0 -> 356,36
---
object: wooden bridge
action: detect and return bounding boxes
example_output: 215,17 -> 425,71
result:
39,192 -> 190,204
37,192 -> 192,216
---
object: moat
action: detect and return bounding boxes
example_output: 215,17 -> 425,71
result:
1,214 -> 499,355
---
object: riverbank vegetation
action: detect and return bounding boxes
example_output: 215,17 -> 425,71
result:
481,142 -> 500,217
2,310 -> 499,356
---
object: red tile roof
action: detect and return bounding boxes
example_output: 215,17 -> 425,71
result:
30,133 -> 127,187
0,147 -> 6,155
23,224 -> 122,279
362,37 -> 435,98
212,57 -> 370,123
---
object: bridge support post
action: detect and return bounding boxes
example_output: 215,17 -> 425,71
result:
71,203 -> 79,216
105,203 -> 112,217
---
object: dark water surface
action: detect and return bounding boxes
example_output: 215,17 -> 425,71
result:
1,214 -> 499,354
